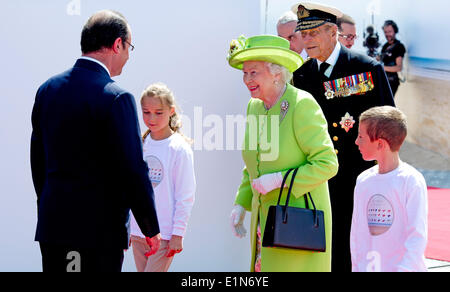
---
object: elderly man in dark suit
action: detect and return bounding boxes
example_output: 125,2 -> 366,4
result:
31,10 -> 161,272
291,2 -> 395,271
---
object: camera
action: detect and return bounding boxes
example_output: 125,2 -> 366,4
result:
363,25 -> 380,58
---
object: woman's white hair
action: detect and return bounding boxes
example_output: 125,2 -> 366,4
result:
265,62 -> 293,84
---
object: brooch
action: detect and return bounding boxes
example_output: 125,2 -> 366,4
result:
280,100 -> 289,123
339,112 -> 356,133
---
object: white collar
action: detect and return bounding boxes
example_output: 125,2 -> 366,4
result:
79,56 -> 111,77
317,42 -> 341,72
300,49 -> 308,61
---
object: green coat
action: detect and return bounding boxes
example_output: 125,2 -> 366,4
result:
235,84 -> 338,272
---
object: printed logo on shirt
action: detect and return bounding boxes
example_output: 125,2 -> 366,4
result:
146,155 -> 163,189
366,194 -> 394,236
366,250 -> 381,272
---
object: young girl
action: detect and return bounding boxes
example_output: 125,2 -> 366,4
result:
130,82 -> 196,272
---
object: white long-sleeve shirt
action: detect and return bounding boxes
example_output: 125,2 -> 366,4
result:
350,161 -> 428,272
130,133 -> 196,240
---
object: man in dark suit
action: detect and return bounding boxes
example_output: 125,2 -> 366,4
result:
31,10 -> 161,272
291,3 -> 395,271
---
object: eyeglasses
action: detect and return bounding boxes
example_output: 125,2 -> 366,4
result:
125,40 -> 135,52
338,33 -> 358,41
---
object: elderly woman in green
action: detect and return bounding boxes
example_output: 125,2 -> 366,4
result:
228,35 -> 338,272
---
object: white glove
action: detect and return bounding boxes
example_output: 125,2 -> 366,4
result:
251,172 -> 283,195
230,205 -> 247,238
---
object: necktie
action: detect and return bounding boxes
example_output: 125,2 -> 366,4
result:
319,62 -> 330,76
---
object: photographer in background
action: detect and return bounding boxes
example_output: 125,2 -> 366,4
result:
380,20 -> 406,97
363,25 -> 380,58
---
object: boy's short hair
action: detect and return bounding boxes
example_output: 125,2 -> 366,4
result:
359,106 -> 407,151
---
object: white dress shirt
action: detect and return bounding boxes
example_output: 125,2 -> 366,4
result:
317,42 -> 341,78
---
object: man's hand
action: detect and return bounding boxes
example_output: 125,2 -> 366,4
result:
145,233 -> 161,258
165,235 -> 183,258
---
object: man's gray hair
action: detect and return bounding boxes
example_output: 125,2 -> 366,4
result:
277,11 -> 298,26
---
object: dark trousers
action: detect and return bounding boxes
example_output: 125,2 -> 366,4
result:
39,242 -> 124,272
329,158 -> 374,272
328,173 -> 356,272
388,75 -> 400,97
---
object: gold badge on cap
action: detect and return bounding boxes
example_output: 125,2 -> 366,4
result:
340,112 -> 355,133
297,5 -> 310,19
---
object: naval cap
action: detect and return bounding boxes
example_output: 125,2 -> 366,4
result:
291,2 -> 343,31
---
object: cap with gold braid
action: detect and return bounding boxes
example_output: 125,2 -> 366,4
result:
291,2 -> 343,31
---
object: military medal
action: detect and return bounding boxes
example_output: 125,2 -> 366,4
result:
323,72 -> 375,99
280,100 -> 289,122
342,87 -> 351,97
323,81 -> 335,99
325,89 -> 334,100
340,112 -> 355,132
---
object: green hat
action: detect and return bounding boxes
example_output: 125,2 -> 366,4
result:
227,35 -> 304,73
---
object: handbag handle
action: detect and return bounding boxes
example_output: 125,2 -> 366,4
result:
277,168 -> 294,205
277,168 -> 319,228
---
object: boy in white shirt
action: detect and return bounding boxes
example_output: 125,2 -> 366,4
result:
351,106 -> 428,272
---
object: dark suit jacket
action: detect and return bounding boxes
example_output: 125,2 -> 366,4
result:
31,59 -> 160,249
293,46 -> 395,185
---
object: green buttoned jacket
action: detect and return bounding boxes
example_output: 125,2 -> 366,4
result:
235,83 -> 338,272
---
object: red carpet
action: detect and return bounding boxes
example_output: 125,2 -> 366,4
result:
425,187 -> 450,262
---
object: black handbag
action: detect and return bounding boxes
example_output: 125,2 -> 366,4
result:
262,168 -> 326,252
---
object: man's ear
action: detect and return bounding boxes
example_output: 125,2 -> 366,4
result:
112,37 -> 123,54
330,25 -> 338,38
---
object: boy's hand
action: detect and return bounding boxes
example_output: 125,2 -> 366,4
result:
165,235 -> 183,258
